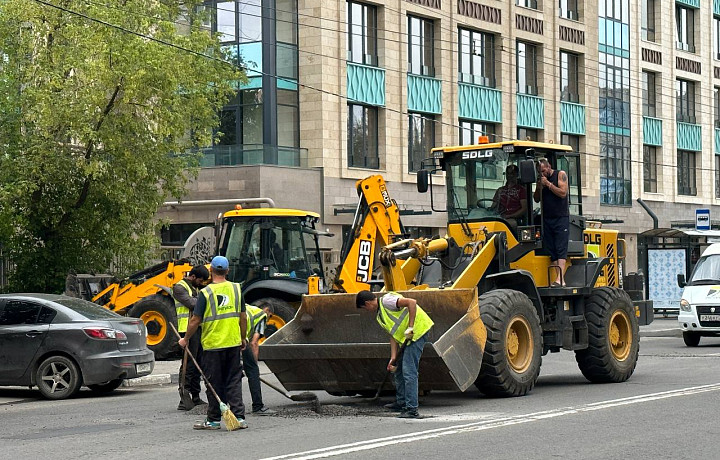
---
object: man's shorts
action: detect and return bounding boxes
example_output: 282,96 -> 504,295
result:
543,216 -> 569,261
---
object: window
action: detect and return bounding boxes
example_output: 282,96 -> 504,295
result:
561,134 -> 580,152
459,29 -> 495,87
347,1 -> 377,66
516,41 -> 538,95
348,104 -> 378,168
560,51 -> 579,103
677,150 -> 697,196
459,120 -> 496,145
408,16 -> 434,76
277,89 -> 299,148
642,71 -> 657,118
716,155 -> 720,198
676,5 -> 695,52
676,79 -> 696,124
600,133 -> 632,205
714,16 -> 720,60
214,0 -> 262,44
408,114 -> 435,172
715,87 -> 720,128
517,127 -> 538,141
517,0 -> 539,9
643,145 -> 658,193
0,301 -> 42,325
559,0 -> 579,20
276,0 -> 298,45
641,0 -> 656,42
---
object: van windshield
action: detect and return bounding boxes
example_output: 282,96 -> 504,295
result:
688,254 -> 720,285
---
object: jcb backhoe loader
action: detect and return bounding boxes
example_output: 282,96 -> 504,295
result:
261,140 -> 651,398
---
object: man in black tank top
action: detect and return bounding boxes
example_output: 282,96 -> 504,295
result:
533,158 -> 569,286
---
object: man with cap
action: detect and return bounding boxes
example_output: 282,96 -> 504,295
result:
179,255 -> 249,430
356,290 -> 434,419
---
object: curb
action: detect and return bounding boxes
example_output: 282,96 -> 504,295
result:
123,373 -> 178,387
640,328 -> 682,338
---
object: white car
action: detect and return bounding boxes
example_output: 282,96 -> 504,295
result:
678,243 -> 720,346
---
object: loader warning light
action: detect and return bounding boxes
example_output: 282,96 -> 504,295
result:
477,135 -> 490,144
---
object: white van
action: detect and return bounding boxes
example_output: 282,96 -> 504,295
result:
678,243 -> 720,346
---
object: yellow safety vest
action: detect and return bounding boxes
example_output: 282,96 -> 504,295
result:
174,279 -> 194,333
376,292 -> 434,344
199,281 -> 243,350
245,305 -> 267,340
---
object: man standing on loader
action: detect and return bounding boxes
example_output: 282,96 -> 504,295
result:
356,290 -> 434,419
174,265 -> 210,411
533,157 -> 570,286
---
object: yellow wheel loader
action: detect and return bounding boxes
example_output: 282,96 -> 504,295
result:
261,140 -> 651,397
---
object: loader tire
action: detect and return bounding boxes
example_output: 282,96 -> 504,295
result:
475,289 -> 542,397
254,297 -> 296,339
575,287 -> 639,383
130,294 -> 177,360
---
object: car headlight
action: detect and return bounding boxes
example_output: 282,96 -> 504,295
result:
680,299 -> 691,312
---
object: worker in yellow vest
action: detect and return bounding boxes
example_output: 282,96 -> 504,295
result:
179,256 -> 248,430
243,302 -> 275,415
174,264 -> 210,411
356,290 -> 434,419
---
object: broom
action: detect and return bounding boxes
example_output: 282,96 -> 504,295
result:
169,323 -> 244,431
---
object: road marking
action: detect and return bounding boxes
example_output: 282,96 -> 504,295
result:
262,383 -> 720,460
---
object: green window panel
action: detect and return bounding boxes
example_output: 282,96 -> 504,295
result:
715,0 -> 720,15
715,128 -> 720,153
516,94 -> 545,129
560,102 -> 586,135
676,0 -> 700,8
458,83 -> 501,122
407,74 -> 442,114
677,122 -> 702,151
643,117 -> 663,146
347,62 -> 385,106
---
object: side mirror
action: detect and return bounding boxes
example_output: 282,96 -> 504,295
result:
518,159 -> 537,185
417,170 -> 429,193
677,274 -> 686,288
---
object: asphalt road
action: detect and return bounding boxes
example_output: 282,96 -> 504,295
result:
1,318 -> 719,460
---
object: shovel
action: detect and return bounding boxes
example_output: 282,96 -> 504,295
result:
178,348 -> 195,410
259,376 -> 320,411
370,338 -> 410,402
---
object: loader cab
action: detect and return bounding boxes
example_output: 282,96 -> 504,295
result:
215,209 -> 325,290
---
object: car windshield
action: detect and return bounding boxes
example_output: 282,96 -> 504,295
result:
688,255 -> 720,284
54,298 -> 122,319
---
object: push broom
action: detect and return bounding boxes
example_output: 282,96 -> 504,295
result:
170,323 -> 244,431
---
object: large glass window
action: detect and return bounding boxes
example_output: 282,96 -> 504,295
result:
676,5 -> 695,52
600,133 -> 631,205
459,120 -> 496,144
348,104 -> 379,169
677,150 -> 697,196
642,71 -> 657,118
347,1 -> 377,66
560,0 -> 579,20
277,89 -> 299,148
714,17 -> 720,60
715,87 -> 720,128
516,41 -> 538,95
641,0 -> 656,42
643,145 -> 658,193
276,0 -> 298,45
408,16 -> 434,76
560,51 -> 579,103
676,79 -> 696,124
408,114 -> 435,172
459,29 -> 495,87
517,0 -> 539,9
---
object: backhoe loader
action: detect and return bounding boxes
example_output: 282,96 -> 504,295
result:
261,140 -> 650,398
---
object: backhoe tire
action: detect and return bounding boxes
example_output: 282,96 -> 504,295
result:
475,289 -> 542,397
575,287 -> 639,383
130,294 -> 177,360
683,331 -> 701,347
253,297 -> 296,339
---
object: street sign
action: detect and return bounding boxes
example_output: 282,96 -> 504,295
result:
696,208 -> 711,231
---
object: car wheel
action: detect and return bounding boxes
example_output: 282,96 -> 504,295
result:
88,378 -> 124,394
36,355 -> 83,400
683,331 -> 701,347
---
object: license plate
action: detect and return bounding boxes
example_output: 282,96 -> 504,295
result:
700,314 -> 720,321
136,362 -> 152,374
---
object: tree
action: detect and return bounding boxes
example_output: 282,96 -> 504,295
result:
0,0 -> 243,292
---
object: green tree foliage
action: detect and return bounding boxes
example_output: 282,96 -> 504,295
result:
0,1 -> 242,292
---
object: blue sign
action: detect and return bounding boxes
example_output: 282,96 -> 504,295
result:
696,208 -> 711,231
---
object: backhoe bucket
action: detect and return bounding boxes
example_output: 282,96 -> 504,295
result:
260,288 -> 486,395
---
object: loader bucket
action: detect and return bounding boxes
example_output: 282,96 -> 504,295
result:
259,288 -> 486,395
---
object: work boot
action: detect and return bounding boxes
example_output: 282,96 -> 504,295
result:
383,402 -> 404,412
192,395 -> 207,406
397,410 -> 420,419
177,401 -> 192,411
193,419 -> 220,430
252,406 -> 276,415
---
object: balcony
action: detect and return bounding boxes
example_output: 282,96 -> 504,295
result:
560,102 -> 586,135
458,82 -> 501,122
516,93 -> 545,129
407,74 -> 442,114
201,144 -> 308,168
642,117 -> 663,146
676,122 -> 702,152
347,62 -> 386,107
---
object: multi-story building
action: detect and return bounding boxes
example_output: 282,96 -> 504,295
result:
160,0 -> 720,287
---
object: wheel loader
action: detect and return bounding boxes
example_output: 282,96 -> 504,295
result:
260,139 -> 652,397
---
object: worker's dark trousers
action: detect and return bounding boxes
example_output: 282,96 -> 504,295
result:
178,331 -> 203,397
202,346 -> 246,422
242,347 -> 264,411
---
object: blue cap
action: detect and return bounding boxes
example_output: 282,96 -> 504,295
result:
210,256 -> 229,270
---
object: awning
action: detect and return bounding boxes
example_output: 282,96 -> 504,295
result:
639,228 -> 720,239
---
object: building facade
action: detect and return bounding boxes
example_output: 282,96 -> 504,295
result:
160,0 -> 720,276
